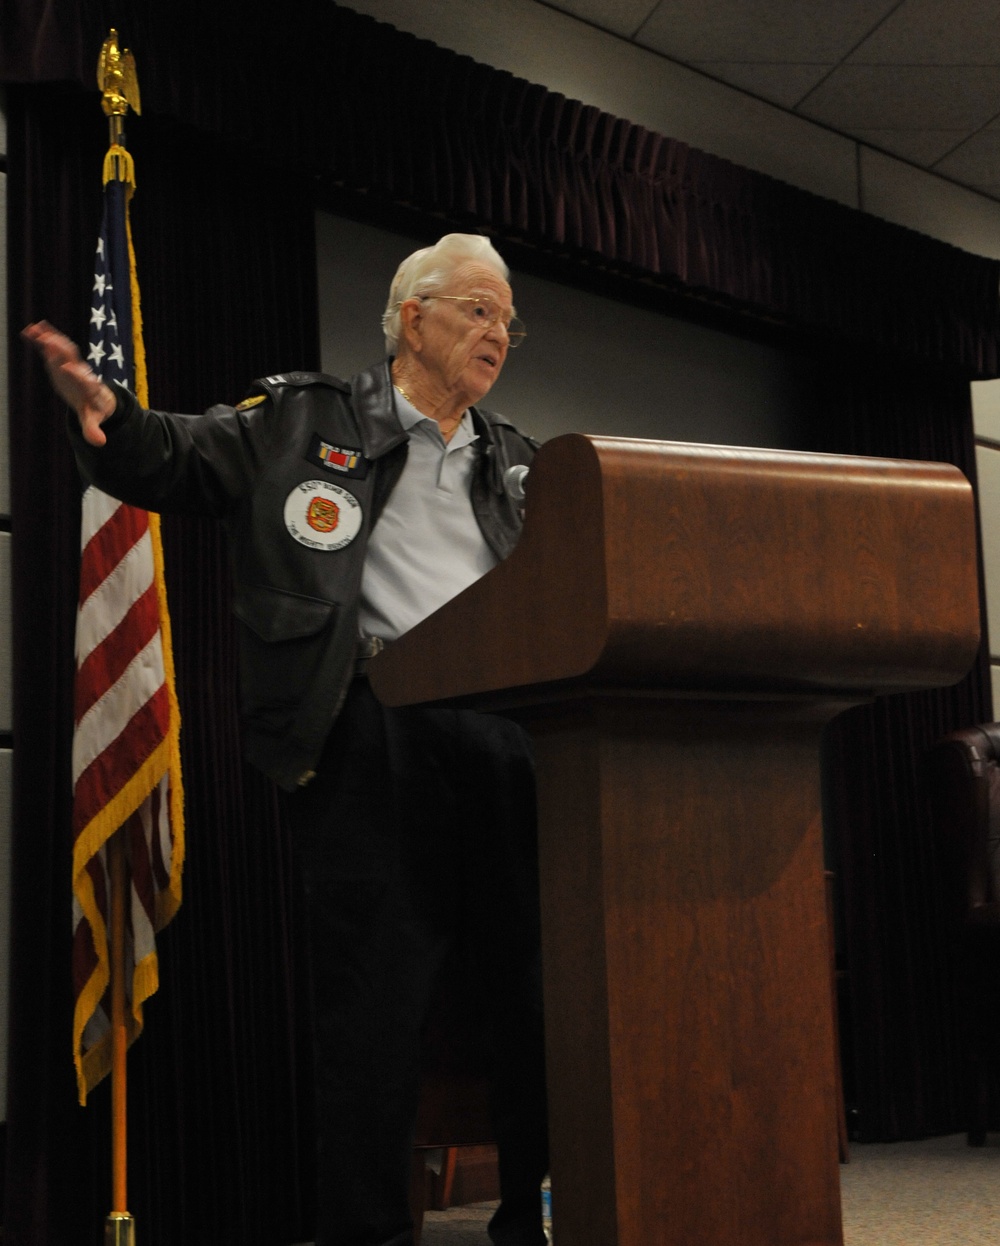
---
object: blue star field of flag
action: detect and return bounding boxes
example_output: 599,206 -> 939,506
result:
88,181 -> 135,390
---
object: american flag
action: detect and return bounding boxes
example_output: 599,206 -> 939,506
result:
71,152 -> 184,1104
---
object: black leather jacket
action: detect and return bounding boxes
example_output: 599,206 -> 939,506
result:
70,360 -> 536,790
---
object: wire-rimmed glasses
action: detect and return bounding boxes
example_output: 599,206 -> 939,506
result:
417,294 -> 527,347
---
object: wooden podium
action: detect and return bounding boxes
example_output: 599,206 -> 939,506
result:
369,433 -> 981,1246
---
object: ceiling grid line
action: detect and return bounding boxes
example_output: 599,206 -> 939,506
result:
540,0 -> 1000,200
792,1 -> 910,111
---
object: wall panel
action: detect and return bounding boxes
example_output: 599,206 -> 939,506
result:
974,443 -> 1000,664
0,747 -> 10,1120
0,170 -> 8,517
317,212 -> 815,451
1,85 -> 10,1126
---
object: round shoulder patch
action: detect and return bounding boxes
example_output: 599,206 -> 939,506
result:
284,480 -> 363,551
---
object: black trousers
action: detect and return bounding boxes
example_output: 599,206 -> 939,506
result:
286,678 -> 549,1246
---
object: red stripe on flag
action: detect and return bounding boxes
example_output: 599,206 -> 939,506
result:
72,687 -> 172,833
74,582 -> 162,722
74,145 -> 186,1105
79,501 -> 150,604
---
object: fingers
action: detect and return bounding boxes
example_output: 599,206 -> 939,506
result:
79,407 -> 109,447
22,320 -> 81,368
55,355 -> 102,396
22,321 -> 118,444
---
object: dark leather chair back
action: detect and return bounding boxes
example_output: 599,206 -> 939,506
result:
927,723 -> 1000,927
926,723 -> 1000,1144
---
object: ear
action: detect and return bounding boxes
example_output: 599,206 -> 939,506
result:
397,297 -> 424,354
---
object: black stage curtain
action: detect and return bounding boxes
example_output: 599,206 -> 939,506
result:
5,88 -> 319,1244
814,359 -> 994,1139
1,0 -> 998,374
3,6 -> 1000,1244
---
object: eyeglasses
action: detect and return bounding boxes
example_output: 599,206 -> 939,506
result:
417,294 -> 527,347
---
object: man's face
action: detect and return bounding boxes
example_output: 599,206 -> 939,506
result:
405,261 -> 516,406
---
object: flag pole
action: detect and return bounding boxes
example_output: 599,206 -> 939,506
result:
98,33 -> 141,1246
107,830 -> 133,1245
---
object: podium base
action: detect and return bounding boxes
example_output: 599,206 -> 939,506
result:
105,1212 -> 135,1246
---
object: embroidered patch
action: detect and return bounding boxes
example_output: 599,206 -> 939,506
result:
284,480 -> 363,551
306,432 -> 369,479
235,394 -> 267,411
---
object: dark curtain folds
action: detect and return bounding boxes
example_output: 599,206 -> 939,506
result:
1,0 -> 999,376
5,87 -> 319,1244
4,5 -> 1000,1243
814,360 -> 994,1140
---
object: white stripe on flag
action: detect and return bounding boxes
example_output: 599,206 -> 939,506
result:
80,486 -> 123,547
72,633 -> 166,783
75,529 -> 156,661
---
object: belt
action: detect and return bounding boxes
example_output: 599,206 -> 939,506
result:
354,634 -> 388,677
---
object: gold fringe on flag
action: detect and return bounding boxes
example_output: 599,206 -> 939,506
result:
71,122 -> 186,1103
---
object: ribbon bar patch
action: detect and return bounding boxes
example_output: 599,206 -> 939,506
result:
307,433 -> 369,479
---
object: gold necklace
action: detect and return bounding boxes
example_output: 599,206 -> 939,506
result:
394,383 -> 464,435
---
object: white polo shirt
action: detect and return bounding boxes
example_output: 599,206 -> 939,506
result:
357,391 -> 499,641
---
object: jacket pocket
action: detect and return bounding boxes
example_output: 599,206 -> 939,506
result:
232,583 -> 341,731
233,582 -> 337,642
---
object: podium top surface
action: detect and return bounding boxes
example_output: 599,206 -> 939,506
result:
369,433 -> 981,709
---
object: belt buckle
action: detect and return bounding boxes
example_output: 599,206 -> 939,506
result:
355,634 -> 385,676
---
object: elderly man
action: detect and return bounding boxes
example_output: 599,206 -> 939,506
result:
25,233 -> 548,1246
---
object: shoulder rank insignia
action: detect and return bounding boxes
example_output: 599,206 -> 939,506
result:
306,433 -> 369,479
235,394 -> 267,411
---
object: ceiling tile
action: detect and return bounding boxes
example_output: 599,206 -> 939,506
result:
692,62 -> 832,109
634,0 -> 899,63
528,0 -> 1000,203
798,65 -> 1000,130
540,0 -> 658,39
850,129 -> 972,166
848,0 -> 1000,63
934,127 -> 1000,185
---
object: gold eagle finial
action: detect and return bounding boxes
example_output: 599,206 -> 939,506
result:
97,29 -> 141,119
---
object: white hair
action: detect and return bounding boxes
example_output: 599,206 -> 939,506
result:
381,233 -> 509,354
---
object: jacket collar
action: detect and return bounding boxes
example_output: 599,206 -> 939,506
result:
350,359 -> 410,460
351,357 -> 511,461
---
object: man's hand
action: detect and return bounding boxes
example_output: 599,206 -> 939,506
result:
22,321 -> 119,446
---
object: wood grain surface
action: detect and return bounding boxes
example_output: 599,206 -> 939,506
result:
369,434 -> 982,1245
370,433 -> 979,708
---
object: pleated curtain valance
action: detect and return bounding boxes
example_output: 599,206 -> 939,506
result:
3,0 -> 998,376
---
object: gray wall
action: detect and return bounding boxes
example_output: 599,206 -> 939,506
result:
342,0 -> 1000,721
972,382 -> 1000,713
317,213 -> 812,451
336,0 -> 1000,728
0,85 -> 11,1122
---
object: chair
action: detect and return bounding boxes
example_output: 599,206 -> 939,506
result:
408,951 -> 499,1242
925,723 -> 1000,1144
409,1073 -> 496,1240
